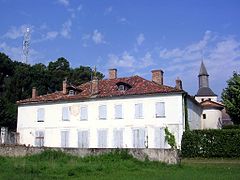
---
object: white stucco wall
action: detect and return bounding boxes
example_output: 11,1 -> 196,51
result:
202,109 -> 222,129
187,99 -> 202,130
17,94 -> 185,149
195,96 -> 218,103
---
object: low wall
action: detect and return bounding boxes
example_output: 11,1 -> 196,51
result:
0,145 -> 179,164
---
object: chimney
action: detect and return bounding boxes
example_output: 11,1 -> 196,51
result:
151,70 -> 164,85
175,78 -> 183,90
32,87 -> 37,99
91,76 -> 99,95
109,69 -> 117,79
62,79 -> 67,95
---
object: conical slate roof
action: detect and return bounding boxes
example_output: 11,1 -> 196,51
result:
196,87 -> 216,96
199,61 -> 209,76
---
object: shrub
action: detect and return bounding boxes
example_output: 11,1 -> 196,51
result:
181,129 -> 240,158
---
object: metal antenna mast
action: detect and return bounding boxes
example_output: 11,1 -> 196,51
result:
22,28 -> 30,64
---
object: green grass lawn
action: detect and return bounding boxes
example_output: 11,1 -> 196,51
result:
0,150 -> 239,180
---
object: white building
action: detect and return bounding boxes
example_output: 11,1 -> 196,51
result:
194,62 -> 224,129
17,69 -> 201,148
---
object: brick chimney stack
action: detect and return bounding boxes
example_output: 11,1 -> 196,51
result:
151,70 -> 164,85
91,76 -> 99,95
32,87 -> 37,99
62,78 -> 67,95
109,69 -> 117,79
175,77 -> 183,90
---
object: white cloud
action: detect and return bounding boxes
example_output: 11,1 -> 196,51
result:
92,30 -> 105,44
57,0 -> 69,6
104,6 -> 113,15
77,4 -> 82,11
108,51 -> 136,68
61,19 -> 72,38
137,33 -> 145,46
141,52 -> 154,67
46,31 -> 59,40
2,25 -> 33,39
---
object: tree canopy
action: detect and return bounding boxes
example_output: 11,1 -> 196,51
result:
222,72 -> 240,124
0,52 -> 104,130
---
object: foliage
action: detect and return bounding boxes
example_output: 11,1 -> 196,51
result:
0,52 -> 104,130
222,72 -> 240,124
181,129 -> 240,158
0,150 -> 240,179
164,127 -> 176,149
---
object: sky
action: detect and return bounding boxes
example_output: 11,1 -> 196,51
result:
0,0 -> 240,97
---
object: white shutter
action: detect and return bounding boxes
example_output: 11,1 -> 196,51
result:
78,130 -> 89,148
80,107 -> 88,120
139,128 -> 145,148
35,131 -> 44,147
113,129 -> 123,148
115,105 -> 122,119
62,107 -> 69,121
61,131 -> 69,147
99,105 -> 107,119
98,129 -> 107,147
135,104 -> 143,118
37,108 -> 44,122
156,102 -> 165,117
154,128 -> 165,148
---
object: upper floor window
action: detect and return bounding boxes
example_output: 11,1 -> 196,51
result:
99,105 -> 107,120
155,102 -> 165,118
80,106 -> 88,121
116,82 -> 132,91
135,103 -> 143,119
115,104 -> 123,119
37,108 -> 45,122
69,90 -> 75,96
62,107 -> 70,121
203,114 -> 206,119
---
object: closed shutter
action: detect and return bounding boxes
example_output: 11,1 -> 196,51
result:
35,131 -> 44,147
61,131 -> 69,147
115,105 -> 122,119
62,107 -> 69,121
98,129 -> 107,147
113,129 -> 123,148
156,102 -> 165,117
99,105 -> 107,119
80,107 -> 88,120
133,128 -> 145,148
78,130 -> 89,148
37,108 -> 45,122
155,128 -> 165,148
135,104 -> 143,118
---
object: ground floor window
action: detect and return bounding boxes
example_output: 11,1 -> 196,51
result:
132,128 -> 145,148
61,131 -> 69,147
113,129 -> 123,148
154,127 -> 166,148
35,131 -> 44,147
98,129 -> 107,148
78,130 -> 89,148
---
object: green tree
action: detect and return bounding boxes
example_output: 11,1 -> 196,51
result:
222,72 -> 240,124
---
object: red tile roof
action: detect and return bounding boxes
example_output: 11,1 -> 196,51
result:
200,100 -> 224,110
17,75 -> 183,105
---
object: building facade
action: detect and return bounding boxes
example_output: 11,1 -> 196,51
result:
17,69 -> 201,148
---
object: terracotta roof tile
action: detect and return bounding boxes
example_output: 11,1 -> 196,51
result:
200,100 -> 224,110
17,75 -> 183,105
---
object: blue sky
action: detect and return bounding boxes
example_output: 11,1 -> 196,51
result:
1,0 -> 240,97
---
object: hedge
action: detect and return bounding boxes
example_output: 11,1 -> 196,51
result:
181,129 -> 240,158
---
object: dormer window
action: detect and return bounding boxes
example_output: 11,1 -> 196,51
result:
116,82 -> 132,92
69,90 -> 75,96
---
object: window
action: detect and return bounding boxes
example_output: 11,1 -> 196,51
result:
80,106 -> 88,120
78,130 -> 89,148
155,102 -> 165,118
132,128 -> 145,148
62,107 -> 69,121
135,103 -> 143,119
203,114 -> 206,119
201,98 -> 204,102
69,90 -> 75,96
154,128 -> 165,148
208,98 -> 211,101
35,131 -> 44,147
99,105 -> 107,120
113,129 -> 123,148
37,108 -> 45,122
98,129 -> 107,148
61,131 -> 69,147
118,85 -> 125,91
115,104 -> 123,119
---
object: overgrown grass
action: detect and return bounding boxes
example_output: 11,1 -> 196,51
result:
0,150 -> 240,179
